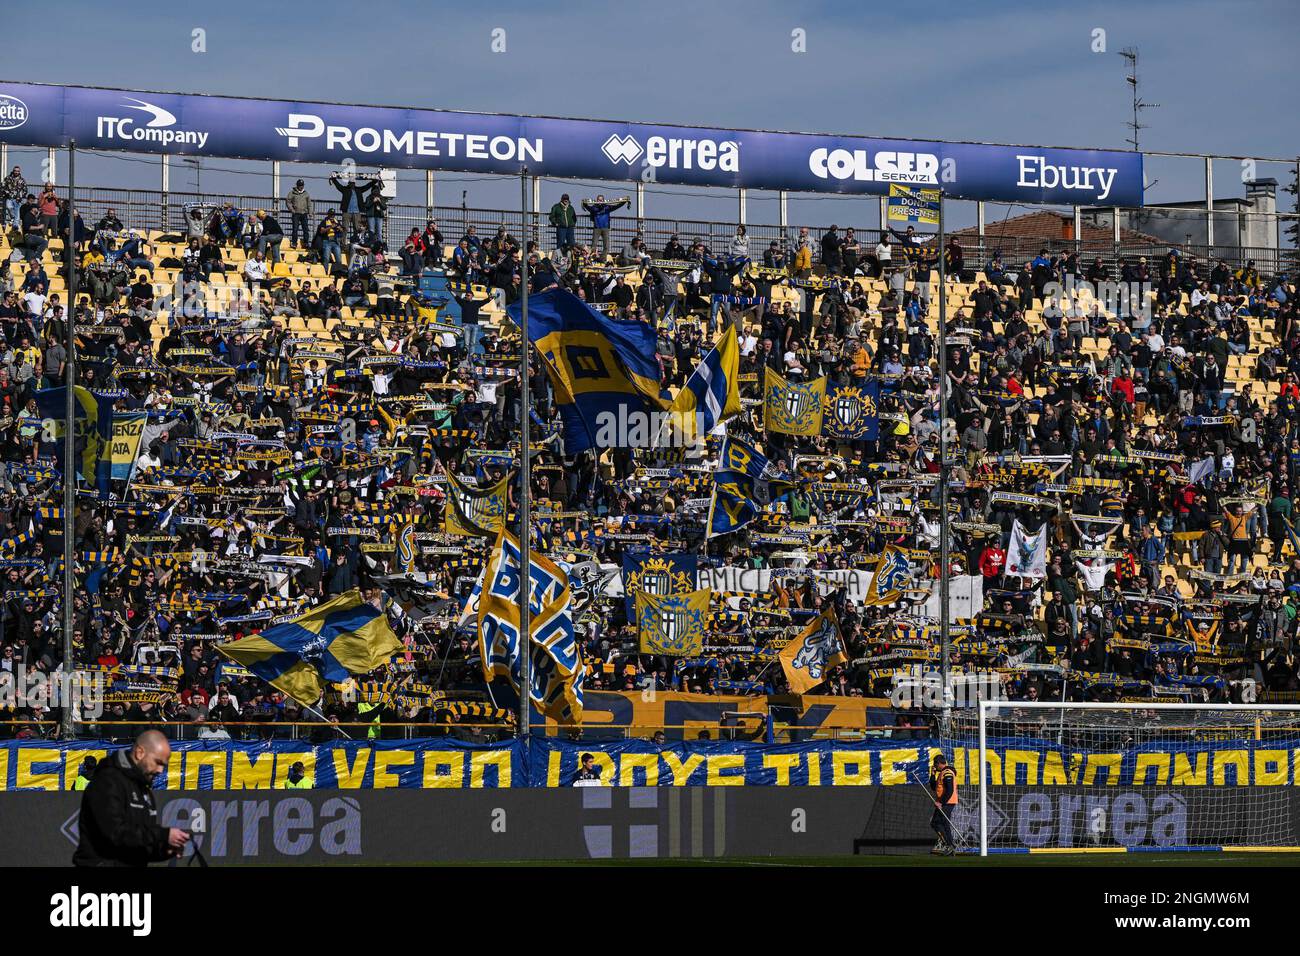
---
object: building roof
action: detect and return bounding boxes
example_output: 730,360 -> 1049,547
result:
950,210 -> 1162,252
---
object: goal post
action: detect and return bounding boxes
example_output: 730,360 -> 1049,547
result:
946,701 -> 1300,856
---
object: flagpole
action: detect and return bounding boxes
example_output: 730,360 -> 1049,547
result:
936,190 -> 951,722
518,169 -> 532,740
61,140 -> 77,739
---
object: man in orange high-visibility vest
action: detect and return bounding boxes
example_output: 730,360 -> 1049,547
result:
929,754 -> 958,856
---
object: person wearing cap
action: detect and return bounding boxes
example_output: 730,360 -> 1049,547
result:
256,209 -> 285,264
549,194 -> 577,251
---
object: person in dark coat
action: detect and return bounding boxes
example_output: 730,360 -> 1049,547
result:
73,730 -> 190,866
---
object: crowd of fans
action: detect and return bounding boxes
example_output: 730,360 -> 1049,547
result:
0,161 -> 1297,742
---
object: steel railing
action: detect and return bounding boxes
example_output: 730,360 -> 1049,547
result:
27,182 -> 1294,280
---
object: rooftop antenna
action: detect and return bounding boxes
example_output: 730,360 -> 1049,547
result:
1120,48 -> 1159,193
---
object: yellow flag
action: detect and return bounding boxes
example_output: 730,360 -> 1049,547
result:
778,607 -> 846,694
636,589 -> 711,656
764,367 -> 826,436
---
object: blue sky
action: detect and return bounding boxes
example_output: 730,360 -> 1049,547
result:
4,0 -> 1297,233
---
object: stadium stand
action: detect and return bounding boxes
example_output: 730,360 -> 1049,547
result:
0,164 -> 1297,744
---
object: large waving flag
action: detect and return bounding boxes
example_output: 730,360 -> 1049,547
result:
708,434 -> 776,538
665,324 -> 742,444
35,386 -> 117,496
215,589 -> 402,704
764,368 -> 826,436
512,287 -> 668,454
444,471 -> 510,537
636,589 -> 711,656
477,528 -> 584,722
779,607 -> 847,694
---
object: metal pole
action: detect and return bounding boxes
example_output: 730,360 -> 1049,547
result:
271,160 -> 281,205
635,181 -> 645,223
61,140 -> 77,738
737,187 -> 747,227
47,147 -> 57,186
778,189 -> 788,235
425,170 -> 435,220
1204,156 -> 1214,256
160,154 -> 170,235
976,200 -> 985,266
937,192 -> 950,715
978,700 -> 987,856
518,170 -> 532,739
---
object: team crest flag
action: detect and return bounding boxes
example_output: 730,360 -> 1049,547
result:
444,471 -> 510,537
636,588 -> 711,656
665,324 -> 743,443
1007,518 -> 1048,579
779,606 -> 847,694
513,287 -> 668,455
622,550 -> 698,623
215,589 -> 402,704
864,545 -> 911,605
823,380 -> 879,441
477,528 -> 584,722
764,368 -> 826,436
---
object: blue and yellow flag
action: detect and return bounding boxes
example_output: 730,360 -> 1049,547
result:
778,606 -> 847,694
708,434 -> 770,538
887,184 -> 941,225
707,434 -> 796,538
513,287 -> 668,454
636,588 -> 711,657
823,380 -> 879,441
477,528 -> 584,722
35,386 -> 116,496
667,324 -> 742,443
764,368 -> 826,436
215,590 -> 402,704
444,471 -> 510,537
864,545 -> 911,605
393,517 -> 417,574
622,550 -> 699,623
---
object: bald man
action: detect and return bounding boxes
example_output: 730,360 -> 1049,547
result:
73,730 -> 191,867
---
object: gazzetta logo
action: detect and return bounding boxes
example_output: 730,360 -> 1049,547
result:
96,97 -> 209,149
0,94 -> 29,131
809,147 -> 939,184
600,134 -> 739,172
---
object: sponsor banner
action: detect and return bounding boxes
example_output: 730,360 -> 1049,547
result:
0,82 -> 1143,205
0,789 -> 928,864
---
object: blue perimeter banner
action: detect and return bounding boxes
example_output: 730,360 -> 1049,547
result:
5,737 -> 1300,790
0,82 -> 1142,206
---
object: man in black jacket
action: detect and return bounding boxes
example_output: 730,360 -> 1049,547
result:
74,730 -> 190,867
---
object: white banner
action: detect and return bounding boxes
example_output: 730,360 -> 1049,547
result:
922,575 -> 984,623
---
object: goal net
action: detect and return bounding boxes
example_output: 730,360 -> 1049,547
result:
943,703 -> 1300,855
